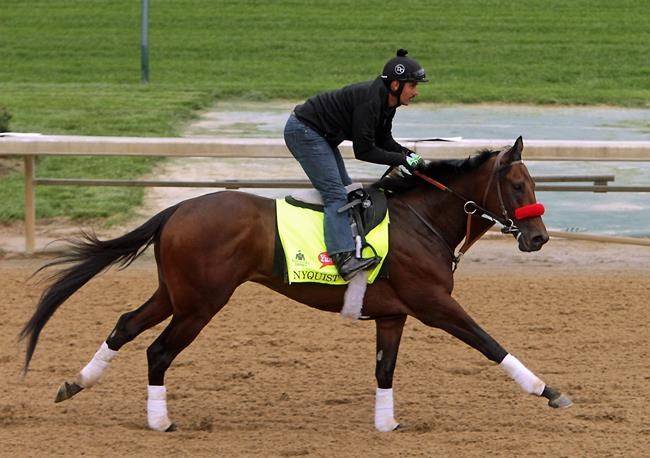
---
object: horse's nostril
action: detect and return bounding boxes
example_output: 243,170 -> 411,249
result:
532,234 -> 549,246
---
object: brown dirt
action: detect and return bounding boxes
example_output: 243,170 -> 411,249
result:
1,239 -> 649,457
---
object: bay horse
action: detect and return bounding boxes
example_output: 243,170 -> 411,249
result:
20,136 -> 572,432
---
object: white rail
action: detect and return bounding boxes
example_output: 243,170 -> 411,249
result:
1,135 -> 649,253
2,135 -> 650,160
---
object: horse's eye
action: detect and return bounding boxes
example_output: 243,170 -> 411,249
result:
513,183 -> 524,191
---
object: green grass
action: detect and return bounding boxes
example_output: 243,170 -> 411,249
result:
0,156 -> 157,224
2,0 -> 648,131
1,0 -> 648,223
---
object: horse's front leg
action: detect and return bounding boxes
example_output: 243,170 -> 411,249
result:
412,289 -> 572,408
374,315 -> 407,432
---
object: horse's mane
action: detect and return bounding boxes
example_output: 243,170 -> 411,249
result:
372,149 -> 499,195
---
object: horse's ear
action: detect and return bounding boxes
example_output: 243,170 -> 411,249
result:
503,136 -> 523,163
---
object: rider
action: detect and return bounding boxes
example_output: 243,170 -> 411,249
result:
284,49 -> 428,281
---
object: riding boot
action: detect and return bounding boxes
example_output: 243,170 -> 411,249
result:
332,251 -> 381,281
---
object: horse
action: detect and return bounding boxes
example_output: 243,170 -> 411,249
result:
20,136 -> 572,432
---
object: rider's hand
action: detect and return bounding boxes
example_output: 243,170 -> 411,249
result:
403,150 -> 425,173
402,146 -> 417,157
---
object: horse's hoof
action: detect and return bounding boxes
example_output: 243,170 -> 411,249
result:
542,385 -> 573,409
375,419 -> 400,432
548,393 -> 573,409
165,422 -> 177,432
54,381 -> 84,403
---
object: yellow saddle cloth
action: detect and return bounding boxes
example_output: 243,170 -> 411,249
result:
276,199 -> 389,285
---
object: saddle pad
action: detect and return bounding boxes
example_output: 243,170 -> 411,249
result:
276,199 -> 389,285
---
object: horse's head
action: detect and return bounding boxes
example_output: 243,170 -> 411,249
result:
375,140 -> 549,255
483,136 -> 549,252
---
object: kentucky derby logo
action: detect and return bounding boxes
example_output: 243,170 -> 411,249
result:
294,250 -> 307,266
318,252 -> 334,268
394,64 -> 405,75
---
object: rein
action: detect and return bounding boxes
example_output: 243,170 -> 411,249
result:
404,201 -> 460,267
410,152 -> 538,271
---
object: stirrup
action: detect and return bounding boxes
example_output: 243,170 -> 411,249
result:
334,252 -> 380,281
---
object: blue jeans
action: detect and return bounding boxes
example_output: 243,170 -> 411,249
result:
284,113 -> 354,255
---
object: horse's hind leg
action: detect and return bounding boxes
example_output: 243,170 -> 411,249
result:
416,291 -> 572,409
55,286 -> 172,403
106,286 -> 173,350
144,306 -> 220,432
143,280 -> 238,431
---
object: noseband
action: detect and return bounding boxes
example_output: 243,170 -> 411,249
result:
408,151 -> 544,271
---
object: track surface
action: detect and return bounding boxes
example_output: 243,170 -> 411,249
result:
1,239 -> 649,456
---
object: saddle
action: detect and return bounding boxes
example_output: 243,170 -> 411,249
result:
286,184 -> 388,241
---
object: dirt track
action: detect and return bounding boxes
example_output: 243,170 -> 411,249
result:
1,238 -> 649,457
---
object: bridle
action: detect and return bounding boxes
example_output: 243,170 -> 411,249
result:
405,151 -> 542,271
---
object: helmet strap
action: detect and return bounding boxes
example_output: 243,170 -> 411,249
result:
389,81 -> 405,107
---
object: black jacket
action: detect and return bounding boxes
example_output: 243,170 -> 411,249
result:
294,78 -> 407,167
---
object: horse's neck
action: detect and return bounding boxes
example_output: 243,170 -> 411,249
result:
402,172 -> 491,251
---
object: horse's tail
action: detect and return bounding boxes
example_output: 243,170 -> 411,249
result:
19,204 -> 180,373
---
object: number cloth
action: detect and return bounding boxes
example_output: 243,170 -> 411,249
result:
276,199 -> 389,285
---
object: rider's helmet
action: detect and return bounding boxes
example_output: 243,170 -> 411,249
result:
381,48 -> 429,84
381,49 -> 428,106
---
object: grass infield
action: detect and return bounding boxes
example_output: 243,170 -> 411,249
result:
1,0 -> 648,222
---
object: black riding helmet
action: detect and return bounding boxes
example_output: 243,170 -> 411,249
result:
380,49 -> 428,105
381,49 -> 428,83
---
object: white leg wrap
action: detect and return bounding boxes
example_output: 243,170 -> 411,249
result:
500,354 -> 545,396
341,270 -> 368,320
147,385 -> 173,432
76,342 -> 118,388
375,388 -> 399,432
